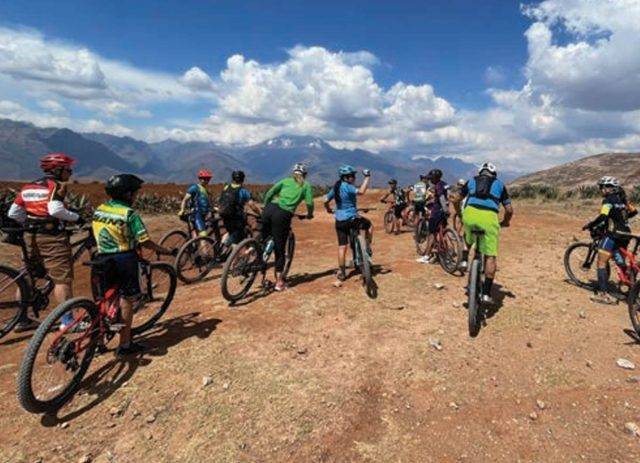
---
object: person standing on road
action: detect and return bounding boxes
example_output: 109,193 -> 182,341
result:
218,170 -> 262,245
416,169 -> 449,264
324,165 -> 372,283
460,162 -> 513,303
92,174 -> 175,356
380,179 -> 407,235
178,169 -> 213,237
8,153 -> 85,331
262,163 -> 314,291
410,174 -> 429,219
583,176 -> 637,305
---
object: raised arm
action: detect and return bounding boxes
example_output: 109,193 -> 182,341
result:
358,170 -> 371,195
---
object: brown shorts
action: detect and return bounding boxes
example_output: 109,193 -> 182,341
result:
25,233 -> 73,284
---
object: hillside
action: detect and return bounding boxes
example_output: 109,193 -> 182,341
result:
511,152 -> 640,187
0,119 -> 481,186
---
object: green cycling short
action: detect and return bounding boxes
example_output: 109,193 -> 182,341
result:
462,206 -> 500,257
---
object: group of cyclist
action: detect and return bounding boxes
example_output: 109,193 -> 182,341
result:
10,147 -> 638,360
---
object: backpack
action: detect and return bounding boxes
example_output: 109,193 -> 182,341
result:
472,175 -> 498,201
218,184 -> 242,218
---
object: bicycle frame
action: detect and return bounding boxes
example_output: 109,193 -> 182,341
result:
613,238 -> 640,286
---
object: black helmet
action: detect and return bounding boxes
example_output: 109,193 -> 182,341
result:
105,174 -> 144,201
427,169 -> 443,181
232,170 -> 245,183
419,174 -> 427,180
388,178 -> 398,185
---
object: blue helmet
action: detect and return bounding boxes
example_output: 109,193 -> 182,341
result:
338,165 -> 357,177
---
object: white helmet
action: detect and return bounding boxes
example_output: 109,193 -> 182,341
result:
598,176 -> 619,188
292,163 -> 308,175
478,162 -> 497,176
457,178 -> 466,187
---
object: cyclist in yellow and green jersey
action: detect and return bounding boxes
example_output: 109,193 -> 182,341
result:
92,174 -> 175,356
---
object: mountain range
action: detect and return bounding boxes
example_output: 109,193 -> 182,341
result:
0,118 -> 501,186
511,152 -> 640,188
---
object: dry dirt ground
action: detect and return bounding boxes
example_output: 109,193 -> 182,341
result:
1,194 -> 640,463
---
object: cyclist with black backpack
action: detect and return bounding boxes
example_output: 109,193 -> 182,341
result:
459,162 -> 513,303
218,170 -> 261,245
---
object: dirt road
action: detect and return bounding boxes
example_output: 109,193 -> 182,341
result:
1,196 -> 639,462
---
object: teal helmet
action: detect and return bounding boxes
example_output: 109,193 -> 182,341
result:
338,165 -> 357,177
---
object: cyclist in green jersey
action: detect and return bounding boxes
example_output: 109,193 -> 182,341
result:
92,174 -> 175,356
262,163 -> 314,291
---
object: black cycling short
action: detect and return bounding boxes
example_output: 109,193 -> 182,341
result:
335,217 -> 372,246
222,215 -> 246,244
93,251 -> 141,299
428,211 -> 446,234
393,204 -> 406,219
413,201 -> 426,216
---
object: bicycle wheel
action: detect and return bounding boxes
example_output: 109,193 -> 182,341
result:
383,211 -> 394,234
468,259 -> 481,337
175,236 -> 218,284
132,262 -> 177,335
17,297 -> 99,413
159,229 -> 188,251
356,235 -> 376,298
438,228 -> 463,275
414,219 -> 429,255
628,282 -> 640,336
220,238 -> 260,302
564,242 -> 601,289
282,232 -> 296,280
0,265 -> 29,339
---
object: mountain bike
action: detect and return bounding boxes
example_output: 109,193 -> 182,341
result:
0,225 -> 96,339
159,210 -> 221,255
382,202 -> 416,233
414,217 -> 463,274
17,253 -> 176,413
173,215 -> 229,284
220,215 -> 305,303
466,228 -> 486,337
564,229 -> 639,294
347,209 -> 377,298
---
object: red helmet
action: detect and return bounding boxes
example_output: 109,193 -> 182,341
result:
40,153 -> 76,172
198,169 -> 213,179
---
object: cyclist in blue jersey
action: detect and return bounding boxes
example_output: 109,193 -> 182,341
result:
460,162 -> 514,303
179,169 -> 213,237
324,165 -> 372,283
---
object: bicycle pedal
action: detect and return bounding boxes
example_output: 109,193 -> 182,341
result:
108,323 -> 126,332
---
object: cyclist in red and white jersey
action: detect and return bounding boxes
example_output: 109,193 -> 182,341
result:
7,153 -> 84,331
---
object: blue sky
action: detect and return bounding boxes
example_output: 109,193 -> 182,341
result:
1,0 -> 529,107
0,0 -> 639,170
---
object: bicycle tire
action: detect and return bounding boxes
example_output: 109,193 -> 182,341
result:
438,228 -> 463,275
0,265 -> 29,339
282,232 -> 296,280
468,259 -> 481,337
414,218 -> 429,255
564,242 -> 600,289
159,229 -> 188,252
220,238 -> 260,302
17,297 -> 99,413
383,211 -> 394,234
132,262 -> 177,335
356,235 -> 376,297
628,281 -> 640,337
175,236 -> 218,284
